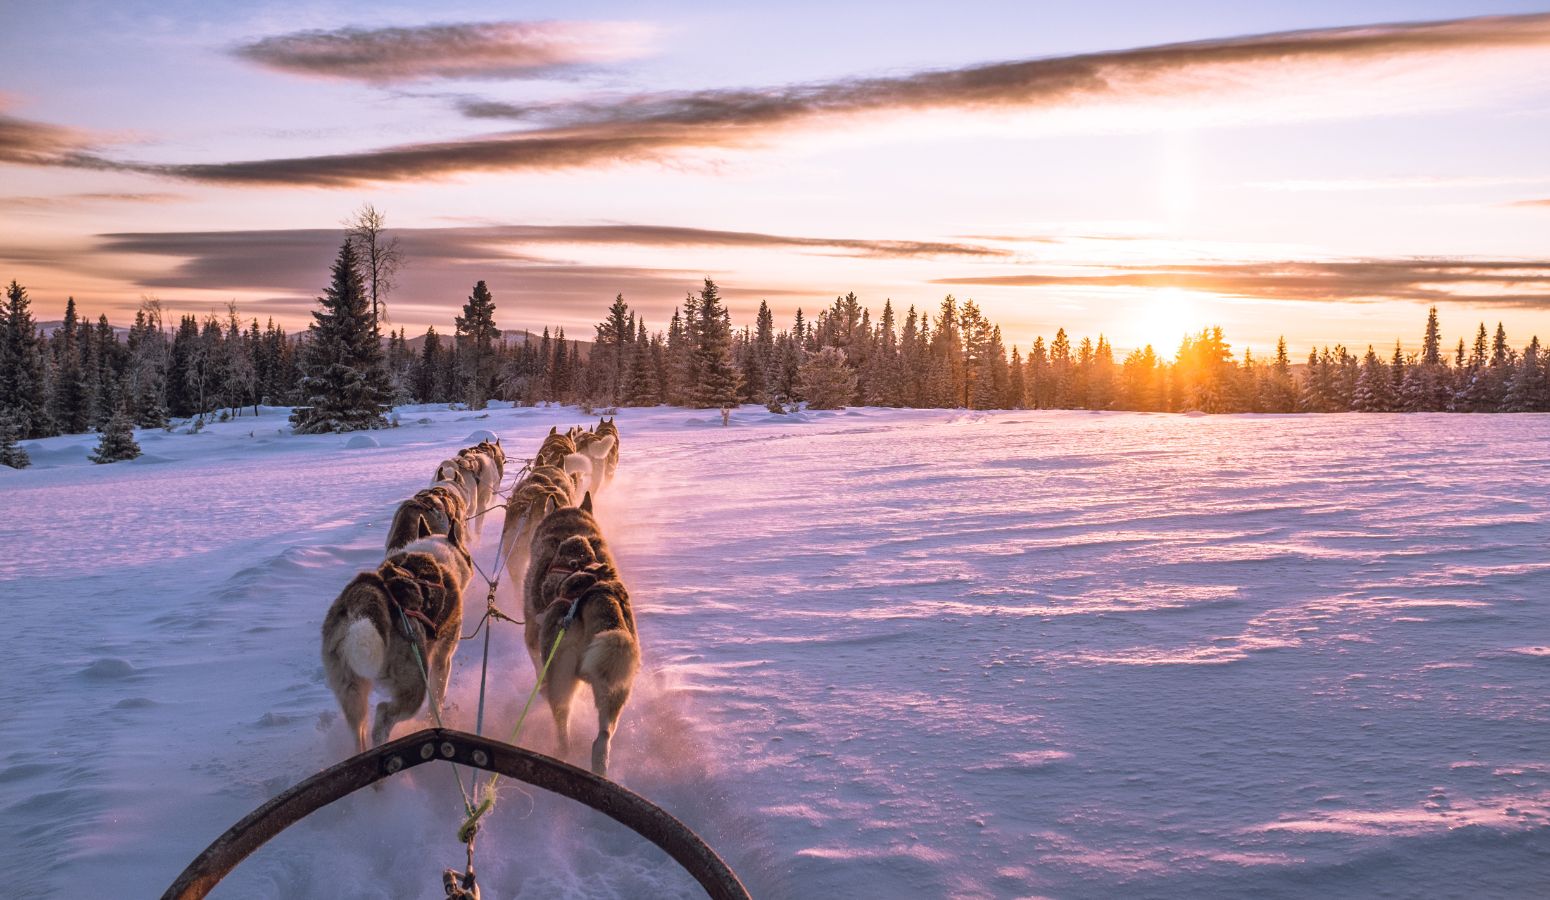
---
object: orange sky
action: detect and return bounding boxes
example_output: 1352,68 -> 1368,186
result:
3,3 -> 1549,357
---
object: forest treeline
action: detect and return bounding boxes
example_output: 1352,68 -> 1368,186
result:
4,236 -> 1550,453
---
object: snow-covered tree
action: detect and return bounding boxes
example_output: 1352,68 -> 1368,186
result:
290,240 -> 393,434
688,279 -> 741,408
455,280 -> 500,409
0,411 -> 29,468
90,402 -> 141,463
1353,346 -> 1396,411
797,346 -> 858,409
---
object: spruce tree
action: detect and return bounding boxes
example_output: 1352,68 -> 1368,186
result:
0,411 -> 28,468
290,240 -> 392,433
689,279 -> 742,408
90,402 -> 141,463
797,346 -> 858,409
1007,345 -> 1026,409
1353,346 -> 1395,411
415,327 -> 443,402
1504,337 -> 1548,412
599,294 -> 631,405
1,281 -> 52,437
623,318 -> 659,405
49,297 -> 91,433
455,280 -> 500,409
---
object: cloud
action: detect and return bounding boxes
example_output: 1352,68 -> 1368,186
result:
232,21 -> 656,84
0,112 -> 103,168
932,259 -> 1550,308
95,12 -> 1550,187
1251,175 -> 1550,192
0,191 -> 182,209
88,224 -> 1000,323
1509,198 -> 1550,207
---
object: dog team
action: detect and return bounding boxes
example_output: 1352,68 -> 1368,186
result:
319,417 -> 635,775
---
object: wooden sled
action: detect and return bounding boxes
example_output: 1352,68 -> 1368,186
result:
162,727 -> 751,900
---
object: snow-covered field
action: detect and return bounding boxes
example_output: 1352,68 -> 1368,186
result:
4,405 -> 1549,898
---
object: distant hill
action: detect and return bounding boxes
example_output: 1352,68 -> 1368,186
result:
401,328 -> 593,359
40,320 -> 131,338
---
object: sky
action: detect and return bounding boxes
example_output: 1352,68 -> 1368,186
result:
2,0 -> 1549,356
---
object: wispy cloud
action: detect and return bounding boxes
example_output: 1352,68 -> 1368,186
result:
0,191 -> 182,209
232,21 -> 657,84
1250,175 -> 1550,192
90,223 -> 1002,319
1509,198 -> 1550,208
933,259 -> 1550,308
88,12 -> 1550,187
0,112 -> 102,168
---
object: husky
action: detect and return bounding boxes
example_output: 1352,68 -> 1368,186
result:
522,494 -> 639,776
433,456 -> 481,523
498,453 -> 591,597
385,485 -> 468,554
594,417 -> 620,488
456,439 -> 506,535
321,535 -> 472,754
534,427 -> 578,470
572,430 -> 617,496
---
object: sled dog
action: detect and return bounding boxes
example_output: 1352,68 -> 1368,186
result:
456,439 -> 506,534
385,485 -> 469,554
572,430 -> 617,496
522,494 -> 639,776
499,454 -> 590,593
433,456 -> 481,519
594,417 -> 620,488
534,427 -> 579,470
321,535 -> 472,754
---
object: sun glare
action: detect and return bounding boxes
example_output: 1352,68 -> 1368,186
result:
1129,288 -> 1198,353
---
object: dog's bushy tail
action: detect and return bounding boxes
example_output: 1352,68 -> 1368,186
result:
581,629 -> 639,690
563,452 -> 593,479
585,434 -> 615,462
341,617 -> 386,680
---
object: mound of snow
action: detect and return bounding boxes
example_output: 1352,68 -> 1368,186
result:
465,429 -> 498,443
343,435 -> 379,449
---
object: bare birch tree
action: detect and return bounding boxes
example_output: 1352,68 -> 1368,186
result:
344,203 -> 403,337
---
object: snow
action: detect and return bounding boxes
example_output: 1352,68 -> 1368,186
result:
4,405 -> 1550,898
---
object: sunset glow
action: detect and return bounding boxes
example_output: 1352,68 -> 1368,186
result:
2,2 -> 1549,355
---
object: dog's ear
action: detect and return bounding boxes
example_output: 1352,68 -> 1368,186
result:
581,491 -> 593,513
447,514 -> 467,551
543,495 -> 557,517
549,425 -> 557,435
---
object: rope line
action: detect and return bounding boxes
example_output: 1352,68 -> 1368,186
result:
393,604 -> 477,819
457,595 -> 581,844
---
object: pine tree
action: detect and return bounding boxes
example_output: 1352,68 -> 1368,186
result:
49,297 -> 90,433
0,411 -> 28,468
1006,345 -> 1026,409
415,327 -> 443,402
1257,337 -> 1297,412
90,402 -> 141,463
797,346 -> 858,409
1504,337 -> 1548,412
596,293 -> 631,405
1353,346 -> 1396,411
290,240 -> 393,433
623,318 -> 659,406
1026,336 -> 1050,409
689,279 -> 741,408
1049,328 -> 1073,407
1,281 -> 52,437
455,280 -> 500,409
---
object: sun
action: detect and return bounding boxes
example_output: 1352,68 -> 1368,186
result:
1129,288 -> 1198,353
